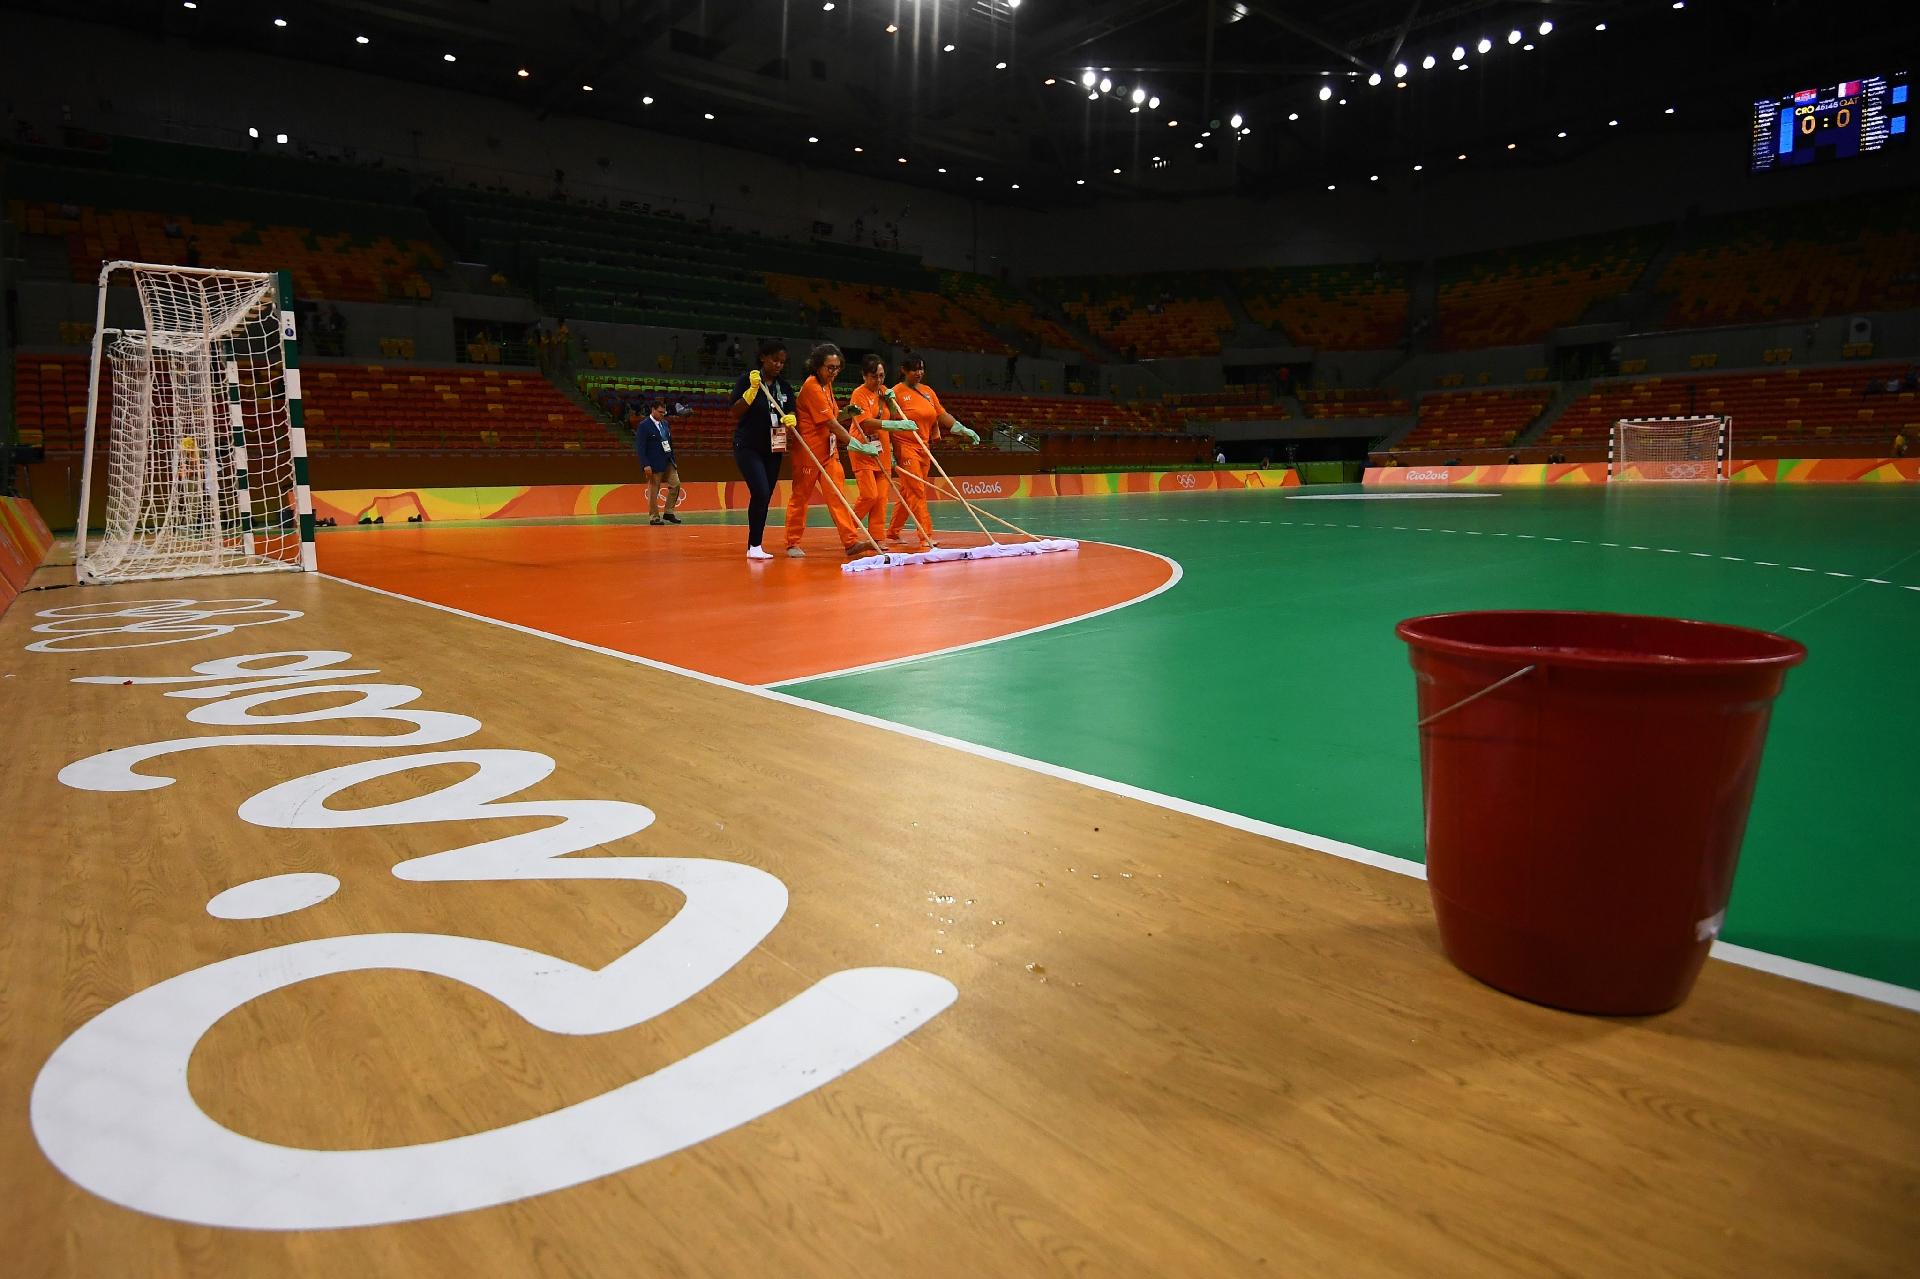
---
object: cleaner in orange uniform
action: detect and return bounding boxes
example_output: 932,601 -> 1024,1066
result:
886,355 -> 978,547
847,355 -> 918,546
785,343 -> 879,558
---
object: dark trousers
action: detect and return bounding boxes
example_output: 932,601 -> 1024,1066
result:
732,443 -> 781,547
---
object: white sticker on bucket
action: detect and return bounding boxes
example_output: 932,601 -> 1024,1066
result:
1695,910 -> 1726,942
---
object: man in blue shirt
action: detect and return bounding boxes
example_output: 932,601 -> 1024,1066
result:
632,404 -> 683,525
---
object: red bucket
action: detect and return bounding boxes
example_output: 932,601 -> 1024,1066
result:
1396,611 -> 1805,1015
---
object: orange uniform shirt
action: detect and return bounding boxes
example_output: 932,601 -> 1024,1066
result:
889,381 -> 945,459
847,383 -> 895,472
794,376 -> 840,460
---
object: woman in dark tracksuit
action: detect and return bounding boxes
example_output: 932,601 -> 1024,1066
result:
730,338 -> 795,560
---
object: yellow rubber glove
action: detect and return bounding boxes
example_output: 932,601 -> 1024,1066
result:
780,413 -> 797,429
742,369 -> 762,405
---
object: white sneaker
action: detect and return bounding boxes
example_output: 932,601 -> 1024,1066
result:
785,546 -> 807,558
746,545 -> 773,560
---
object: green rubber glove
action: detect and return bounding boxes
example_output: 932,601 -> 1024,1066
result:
848,439 -> 882,458
949,421 -> 980,444
878,419 -> 917,431
742,369 -> 762,404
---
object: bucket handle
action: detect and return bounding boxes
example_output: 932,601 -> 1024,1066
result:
1416,664 -> 1537,728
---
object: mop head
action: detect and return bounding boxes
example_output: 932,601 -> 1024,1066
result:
841,538 -> 1080,573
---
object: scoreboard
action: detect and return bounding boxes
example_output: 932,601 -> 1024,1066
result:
1750,71 -> 1908,173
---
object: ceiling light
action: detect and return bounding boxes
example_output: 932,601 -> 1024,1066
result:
1477,37 -> 1491,54
822,1 -> 834,9
1044,77 -> 1056,85
272,18 -> 287,27
975,175 -> 983,181
1457,152 -> 1467,160
1168,119 -> 1178,126
1338,98 -> 1348,105
1422,54 -> 1436,69
1368,72 -> 1382,86
1112,167 -> 1122,174
1229,112 -> 1243,129
1507,142 -> 1517,150
275,133 -> 288,144
1076,179 -> 1085,185
1370,174 -> 1379,181
1393,61 -> 1409,78
582,84 -> 594,91
1011,183 -> 1020,189
854,145 -> 863,152
1088,92 -> 1099,101
1129,106 -> 1140,114
1672,1 -> 1684,7
1326,184 -> 1336,191
182,2 -> 195,8
1398,81 -> 1408,88
1008,0 -> 1020,8
807,135 -> 819,143
1194,141 -> 1203,149
943,43 -> 956,52
517,68 -> 531,78
1099,77 -> 1112,93
1538,19 -> 1553,34
997,61 -> 1008,70
887,23 -> 899,33
1287,112 -> 1299,121
443,53 -> 457,62
1596,22 -> 1609,31
1608,118 -> 1619,127
1508,29 -> 1522,44
1149,96 -> 1160,109
937,166 -> 947,173
1665,106 -> 1676,114
1318,85 -> 1333,101
247,127 -> 259,139
1413,163 -> 1423,171
1523,43 -> 1535,51
356,36 -> 370,45
703,112 -> 715,120
1081,70 -> 1096,87
641,95 -> 653,104
1451,45 -> 1465,61
897,156 -> 907,163
1131,88 -> 1146,104
1456,64 -> 1468,71
1557,130 -> 1567,138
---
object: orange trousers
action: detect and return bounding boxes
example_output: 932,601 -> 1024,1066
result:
888,451 -> 933,543
784,446 -> 861,549
852,466 -> 890,544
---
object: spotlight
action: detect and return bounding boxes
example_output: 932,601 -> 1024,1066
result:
897,156 -> 907,164
1044,77 -> 1055,85
944,43 -> 956,53
1413,163 -> 1423,171
1088,92 -> 1099,101
1671,2 -> 1684,9
1318,85 -> 1333,101
1076,179 -> 1085,185
1557,131 -> 1568,138
275,133 -> 288,144
1339,98 -> 1348,105
1524,44 -> 1535,51
1132,88 -> 1145,104
641,95 -> 653,104
703,112 -> 715,120
1194,141 -> 1203,149
517,68 -> 530,78
247,127 -> 259,138
183,1 -> 195,7
272,17 -> 286,27
937,167 -> 947,173
1288,112 -> 1299,121
443,53 -> 456,62
1608,119 -> 1619,127
582,84 -> 594,91
356,36 -> 370,45
808,135 -> 819,142
1113,167 -> 1122,174
886,23 -> 899,33
1451,45 -> 1465,61
1326,183 -> 1336,191
1477,38 -> 1491,54
822,1 -> 834,9
1129,106 -> 1140,114
997,61 -> 1008,70
1422,54 -> 1436,69
1507,141 -> 1517,150
1457,152 -> 1467,160
1082,70 -> 1096,87
1393,61 -> 1408,78
1665,106 -> 1676,114
854,146 -> 863,152
1368,72 -> 1382,86
1229,112 -> 1243,129
1099,77 -> 1112,93
1011,183 -> 1020,189
975,175 -> 983,181
1370,174 -> 1379,182
1538,19 -> 1553,35
1508,29 -> 1522,44
1596,22 -> 1609,31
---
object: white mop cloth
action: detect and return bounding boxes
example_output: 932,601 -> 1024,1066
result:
840,538 -> 1080,573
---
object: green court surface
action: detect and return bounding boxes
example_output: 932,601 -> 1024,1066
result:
773,485 -> 1920,991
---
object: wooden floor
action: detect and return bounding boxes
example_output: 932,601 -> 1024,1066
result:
1,560 -> 1916,1277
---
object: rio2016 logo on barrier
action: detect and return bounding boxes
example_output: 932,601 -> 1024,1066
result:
960,479 -> 1008,498
26,598 -> 955,1232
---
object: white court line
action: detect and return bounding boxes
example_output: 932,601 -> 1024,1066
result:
321,571 -> 1920,1015
769,542 -> 1183,687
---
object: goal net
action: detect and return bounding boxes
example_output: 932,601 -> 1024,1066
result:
76,262 -> 314,583
1608,415 -> 1731,482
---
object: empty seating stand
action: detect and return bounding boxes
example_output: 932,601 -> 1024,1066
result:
1553,364 -> 1918,457
1434,227 -> 1661,351
1033,273 -> 1235,358
1398,388 -> 1555,453
1299,388 -> 1411,419
301,365 -> 613,451
1234,263 -> 1412,350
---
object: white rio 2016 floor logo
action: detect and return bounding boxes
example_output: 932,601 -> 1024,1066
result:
25,598 -> 955,1232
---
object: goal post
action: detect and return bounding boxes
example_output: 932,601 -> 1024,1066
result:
75,261 -> 315,583
1607,415 -> 1732,482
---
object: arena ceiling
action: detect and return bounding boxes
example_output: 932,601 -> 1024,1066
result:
7,0 -> 1915,204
